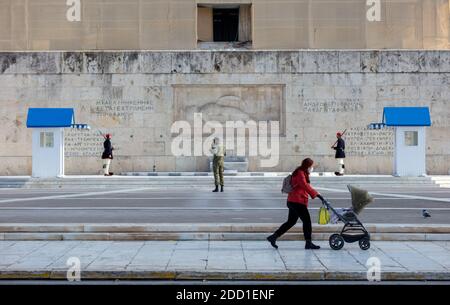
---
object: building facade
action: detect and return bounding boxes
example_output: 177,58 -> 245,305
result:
1,0 -> 450,50
1,1 -> 450,175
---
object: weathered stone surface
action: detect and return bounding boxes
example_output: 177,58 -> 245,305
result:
83,52 -> 104,74
300,51 -> 339,73
254,51 -> 278,73
139,52 -> 172,74
62,52 -> 83,74
338,51 -> 361,73
189,52 -> 214,74
379,51 -> 402,73
102,53 -> 125,74
212,52 -> 255,73
400,51 -> 421,72
31,53 -> 61,74
276,51 -> 300,73
0,50 -> 449,174
1,241 -> 450,280
439,51 -> 450,72
0,53 -> 18,74
122,52 -> 140,74
360,51 -> 380,73
419,51 -> 440,72
171,52 -> 191,74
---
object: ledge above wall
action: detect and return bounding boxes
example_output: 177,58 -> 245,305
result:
1,50 -> 450,75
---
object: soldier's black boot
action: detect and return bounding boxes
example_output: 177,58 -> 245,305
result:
220,185 -> 224,192
212,185 -> 219,192
305,240 -> 320,250
267,234 -> 278,249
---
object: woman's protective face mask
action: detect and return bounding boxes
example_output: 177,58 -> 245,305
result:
308,167 -> 314,173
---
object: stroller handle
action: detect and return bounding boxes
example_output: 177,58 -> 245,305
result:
320,199 -> 336,215
321,199 -> 333,210
320,199 -> 349,223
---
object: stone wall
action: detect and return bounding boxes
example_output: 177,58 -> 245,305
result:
0,50 -> 449,175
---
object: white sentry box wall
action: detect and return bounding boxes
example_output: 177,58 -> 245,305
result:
31,128 -> 65,178
394,126 -> 426,177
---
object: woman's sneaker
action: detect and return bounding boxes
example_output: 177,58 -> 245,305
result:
267,234 -> 278,249
305,241 -> 320,250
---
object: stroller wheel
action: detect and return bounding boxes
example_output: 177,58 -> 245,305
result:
359,237 -> 371,250
329,234 -> 345,250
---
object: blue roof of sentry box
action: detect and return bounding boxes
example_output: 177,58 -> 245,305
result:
382,107 -> 431,127
26,108 -> 75,128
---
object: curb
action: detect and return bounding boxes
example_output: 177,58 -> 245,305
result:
1,224 -> 450,241
1,232 -> 450,241
0,270 -> 449,281
1,223 -> 449,233
0,175 -> 440,189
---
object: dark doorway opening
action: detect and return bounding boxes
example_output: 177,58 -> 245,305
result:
213,8 -> 239,42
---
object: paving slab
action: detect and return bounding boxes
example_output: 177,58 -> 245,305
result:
84,241 -> 145,271
0,240 -> 450,280
49,241 -> 113,270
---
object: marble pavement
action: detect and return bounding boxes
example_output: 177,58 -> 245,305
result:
0,240 -> 449,281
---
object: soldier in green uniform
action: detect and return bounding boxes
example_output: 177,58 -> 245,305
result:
210,137 -> 226,192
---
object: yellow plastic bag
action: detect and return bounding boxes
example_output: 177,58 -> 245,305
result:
318,206 -> 330,225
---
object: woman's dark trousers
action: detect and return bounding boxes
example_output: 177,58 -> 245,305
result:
274,201 -> 312,241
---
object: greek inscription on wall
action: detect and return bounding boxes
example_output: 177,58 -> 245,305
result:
302,100 -> 364,113
64,130 -> 104,158
90,99 -> 154,120
64,86 -> 161,158
345,127 -> 394,156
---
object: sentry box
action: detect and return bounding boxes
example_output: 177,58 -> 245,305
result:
26,108 -> 90,178
369,107 -> 431,177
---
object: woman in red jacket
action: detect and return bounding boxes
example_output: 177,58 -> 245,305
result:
267,158 -> 323,250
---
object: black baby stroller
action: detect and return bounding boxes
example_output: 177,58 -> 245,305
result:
321,185 -> 374,250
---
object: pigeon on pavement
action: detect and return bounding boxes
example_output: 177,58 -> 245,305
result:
422,209 -> 431,218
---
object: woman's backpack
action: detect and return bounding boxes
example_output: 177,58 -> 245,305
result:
281,174 -> 293,194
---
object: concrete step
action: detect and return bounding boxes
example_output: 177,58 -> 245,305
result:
1,223 -> 449,241
431,176 -> 450,188
0,175 -> 439,189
